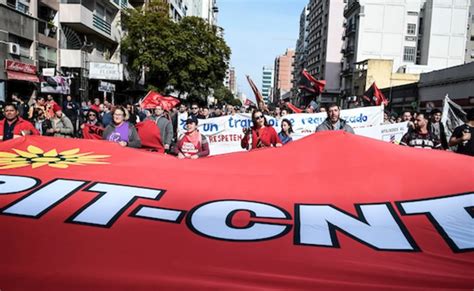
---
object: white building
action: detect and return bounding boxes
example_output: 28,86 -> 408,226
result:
186,0 -> 218,25
59,0 -> 128,100
465,1 -> 474,62
342,0 -> 471,96
261,66 -> 274,104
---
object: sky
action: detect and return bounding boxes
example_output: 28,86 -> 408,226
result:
218,0 -> 307,99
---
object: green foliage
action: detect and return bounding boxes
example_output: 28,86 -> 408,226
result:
122,1 -> 231,101
213,85 -> 241,106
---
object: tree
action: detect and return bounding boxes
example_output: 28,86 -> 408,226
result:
122,1 -> 231,100
213,85 -> 241,106
121,0 -> 175,90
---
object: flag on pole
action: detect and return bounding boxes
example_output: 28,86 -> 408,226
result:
300,69 -> 326,95
246,75 -> 264,109
140,91 -> 180,111
285,102 -> 302,114
363,82 -> 389,106
441,95 -> 466,144
244,98 -> 255,107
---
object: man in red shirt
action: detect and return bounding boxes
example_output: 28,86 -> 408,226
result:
0,103 -> 39,141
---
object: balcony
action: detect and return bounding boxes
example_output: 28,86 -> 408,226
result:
59,3 -> 119,43
345,24 -> 356,37
344,0 -> 360,17
342,45 -> 355,56
37,19 -> 58,48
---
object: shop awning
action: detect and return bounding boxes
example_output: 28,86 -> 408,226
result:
7,71 -> 40,83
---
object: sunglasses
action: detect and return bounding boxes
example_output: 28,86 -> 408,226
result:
254,115 -> 264,120
192,107 -> 199,109
88,114 -> 96,117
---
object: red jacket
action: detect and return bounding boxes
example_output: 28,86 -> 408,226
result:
241,126 -> 281,150
0,117 -> 40,140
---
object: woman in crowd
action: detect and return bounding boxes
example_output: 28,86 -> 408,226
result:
102,106 -> 141,148
32,107 -> 53,136
241,109 -> 282,150
278,118 -> 293,145
175,116 -> 209,159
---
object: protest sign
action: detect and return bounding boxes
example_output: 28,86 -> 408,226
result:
179,106 -> 384,155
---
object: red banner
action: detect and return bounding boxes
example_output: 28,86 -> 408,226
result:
82,123 -> 104,140
0,133 -> 472,289
5,59 -> 37,75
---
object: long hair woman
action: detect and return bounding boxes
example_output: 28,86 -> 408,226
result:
278,118 -> 293,145
241,109 -> 282,150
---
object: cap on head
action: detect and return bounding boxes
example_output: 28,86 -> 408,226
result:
52,103 -> 62,113
186,116 -> 198,125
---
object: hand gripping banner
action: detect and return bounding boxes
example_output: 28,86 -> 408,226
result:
0,133 -> 472,289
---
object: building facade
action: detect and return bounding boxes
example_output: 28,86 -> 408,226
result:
273,48 -> 294,103
0,0 -> 64,101
261,66 -> 274,104
0,0 -> 219,103
342,0 -> 470,100
224,66 -> 236,94
305,0 -> 345,103
292,5 -> 309,106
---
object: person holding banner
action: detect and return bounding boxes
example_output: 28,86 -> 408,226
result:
241,110 -> 282,150
103,106 -> 141,148
316,104 -> 355,134
80,109 -> 104,140
175,116 -> 209,159
278,119 -> 293,145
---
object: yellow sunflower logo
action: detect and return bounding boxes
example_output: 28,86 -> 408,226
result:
0,146 -> 110,169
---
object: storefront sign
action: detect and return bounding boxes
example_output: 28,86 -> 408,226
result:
98,81 -> 115,92
42,68 -> 55,77
5,60 -> 37,75
89,62 -> 123,81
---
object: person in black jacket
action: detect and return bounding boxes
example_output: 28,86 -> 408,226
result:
428,109 -> 448,150
62,95 -> 80,135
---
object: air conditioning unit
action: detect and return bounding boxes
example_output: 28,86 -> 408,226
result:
8,43 -> 20,55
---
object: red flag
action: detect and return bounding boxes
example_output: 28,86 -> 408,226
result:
301,69 -> 326,94
285,102 -> 302,113
364,82 -> 389,106
246,75 -> 264,109
244,98 -> 255,107
140,91 -> 180,111
136,120 -> 165,153
82,123 -> 104,140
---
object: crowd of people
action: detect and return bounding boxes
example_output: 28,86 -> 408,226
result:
0,94 -> 473,157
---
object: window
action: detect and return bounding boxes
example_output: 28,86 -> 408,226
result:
7,0 -> 30,14
403,46 -> 416,62
407,23 -> 416,35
